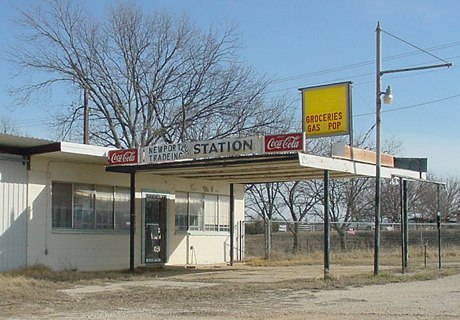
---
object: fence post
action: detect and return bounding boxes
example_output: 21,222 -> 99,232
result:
424,243 -> 427,268
264,219 -> 272,260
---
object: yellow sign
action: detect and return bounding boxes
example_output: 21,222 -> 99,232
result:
301,82 -> 351,138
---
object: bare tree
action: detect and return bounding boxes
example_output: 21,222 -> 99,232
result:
245,183 -> 283,259
309,177 -> 374,251
0,115 -> 21,135
304,135 -> 404,251
362,136 -> 405,223
278,181 -> 321,254
9,0 -> 291,147
380,179 -> 402,223
413,175 -> 460,222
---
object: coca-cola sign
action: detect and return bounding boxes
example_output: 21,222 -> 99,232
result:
108,149 -> 139,165
264,133 -> 303,153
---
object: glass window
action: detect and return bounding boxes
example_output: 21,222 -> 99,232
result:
218,195 -> 230,231
188,193 -> 204,231
95,185 -> 114,229
52,182 -> 73,228
73,184 -> 95,229
114,187 -> 130,230
204,194 -> 218,231
175,192 -> 230,233
51,182 -> 130,231
175,192 -> 188,231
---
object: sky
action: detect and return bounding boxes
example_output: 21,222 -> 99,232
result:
0,0 -> 459,177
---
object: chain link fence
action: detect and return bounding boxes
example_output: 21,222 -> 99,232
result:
244,220 -> 460,269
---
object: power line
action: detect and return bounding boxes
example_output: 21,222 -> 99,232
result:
382,29 -> 451,65
354,93 -> 460,118
274,91 -> 460,127
6,41 -> 460,131
271,41 -> 460,85
267,54 -> 460,95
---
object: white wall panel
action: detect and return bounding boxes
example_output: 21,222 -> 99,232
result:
0,157 -> 28,271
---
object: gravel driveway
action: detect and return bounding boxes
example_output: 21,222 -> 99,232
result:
3,265 -> 460,319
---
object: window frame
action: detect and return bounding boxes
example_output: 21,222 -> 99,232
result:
175,191 -> 230,233
51,181 -> 130,232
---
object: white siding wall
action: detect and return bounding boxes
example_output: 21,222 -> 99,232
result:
164,184 -> 245,265
0,156 -> 28,271
28,156 -> 245,271
28,158 -> 131,271
135,174 -> 245,266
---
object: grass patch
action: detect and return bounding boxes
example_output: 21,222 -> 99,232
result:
246,246 -> 460,267
4,265 -> 134,284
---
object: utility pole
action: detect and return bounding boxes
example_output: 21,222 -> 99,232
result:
83,86 -> 89,144
373,22 -> 451,275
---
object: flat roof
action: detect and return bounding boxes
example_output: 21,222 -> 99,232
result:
0,133 -> 60,155
0,134 -> 112,164
0,134 -> 426,183
107,152 -> 425,184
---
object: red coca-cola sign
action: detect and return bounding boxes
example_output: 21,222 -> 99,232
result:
264,133 -> 303,153
108,149 -> 139,165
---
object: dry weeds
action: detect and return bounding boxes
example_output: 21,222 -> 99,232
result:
1,256 -> 460,319
246,246 -> 460,267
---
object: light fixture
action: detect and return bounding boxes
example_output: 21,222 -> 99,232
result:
382,85 -> 393,104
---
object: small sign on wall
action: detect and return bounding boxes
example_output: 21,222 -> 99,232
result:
108,149 -> 139,165
263,133 -> 304,153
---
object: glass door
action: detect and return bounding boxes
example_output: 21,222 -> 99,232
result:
144,195 -> 167,263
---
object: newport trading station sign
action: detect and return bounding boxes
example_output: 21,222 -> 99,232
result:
142,136 -> 260,163
300,81 -> 352,138
107,133 -> 304,165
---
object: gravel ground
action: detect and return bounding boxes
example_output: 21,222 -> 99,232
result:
3,265 -> 460,319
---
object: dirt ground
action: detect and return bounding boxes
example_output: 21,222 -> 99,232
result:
2,264 -> 460,319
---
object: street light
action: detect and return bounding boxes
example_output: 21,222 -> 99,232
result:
382,86 -> 393,105
374,22 -> 451,275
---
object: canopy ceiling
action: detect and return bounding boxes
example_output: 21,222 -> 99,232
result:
106,152 -> 424,184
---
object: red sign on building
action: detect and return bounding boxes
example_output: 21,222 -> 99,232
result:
108,149 -> 139,165
264,133 -> 304,153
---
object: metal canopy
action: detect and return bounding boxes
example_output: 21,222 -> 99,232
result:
106,152 -> 424,184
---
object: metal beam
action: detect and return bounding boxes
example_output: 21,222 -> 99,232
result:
400,177 -> 405,274
229,183 -> 235,266
324,170 -> 330,277
129,172 -> 136,273
403,180 -> 409,269
381,63 -> 452,75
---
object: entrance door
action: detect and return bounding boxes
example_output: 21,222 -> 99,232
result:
144,195 -> 167,263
